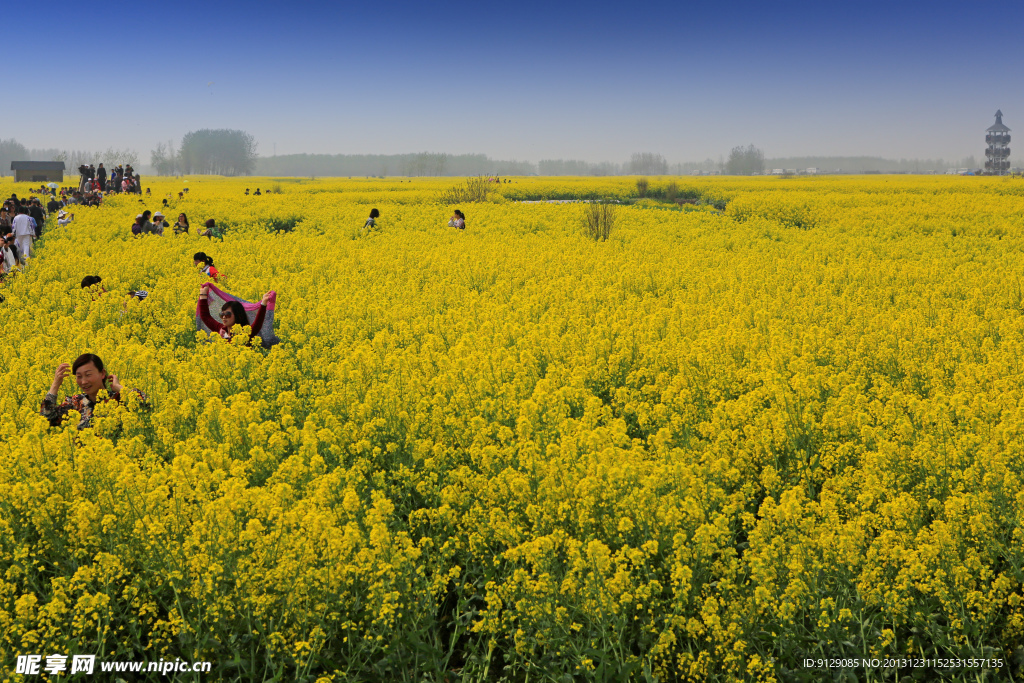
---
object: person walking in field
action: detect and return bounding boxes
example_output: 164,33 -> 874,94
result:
41,353 -> 149,430
29,200 -> 45,237
197,283 -> 272,345
0,205 -> 13,232
364,208 -> 380,231
11,208 -> 35,263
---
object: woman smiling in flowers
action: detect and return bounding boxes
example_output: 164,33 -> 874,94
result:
41,353 -> 148,430
198,283 -> 272,345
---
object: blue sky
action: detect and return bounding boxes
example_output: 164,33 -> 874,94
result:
9,0 -> 1021,163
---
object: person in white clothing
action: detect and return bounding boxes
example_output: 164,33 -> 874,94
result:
11,208 -> 34,264
0,235 -> 17,273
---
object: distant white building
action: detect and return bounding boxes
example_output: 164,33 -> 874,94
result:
806,168 -> 818,174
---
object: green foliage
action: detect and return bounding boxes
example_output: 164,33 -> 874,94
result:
583,199 -> 617,241
663,181 -> 680,203
635,178 -> 649,198
179,129 -> 258,176
628,152 -> 668,175
0,138 -> 29,176
725,144 -> 765,176
438,176 -> 497,204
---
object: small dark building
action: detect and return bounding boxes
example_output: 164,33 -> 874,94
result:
985,110 -> 1011,175
10,161 -> 65,183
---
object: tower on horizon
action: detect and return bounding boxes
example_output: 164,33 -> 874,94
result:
985,110 -> 1011,175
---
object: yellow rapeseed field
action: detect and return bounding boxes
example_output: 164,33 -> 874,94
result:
0,174 -> 1022,681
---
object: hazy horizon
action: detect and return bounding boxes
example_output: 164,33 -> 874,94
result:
9,0 -> 1021,164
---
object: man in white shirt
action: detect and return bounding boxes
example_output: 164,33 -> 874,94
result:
11,208 -> 34,264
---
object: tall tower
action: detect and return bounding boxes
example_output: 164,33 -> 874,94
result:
985,110 -> 1011,175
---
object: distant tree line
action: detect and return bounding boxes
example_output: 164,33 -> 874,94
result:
255,153 -> 535,177
3,134 -> 988,178
258,152 -> 686,177
538,159 -> 617,176
0,138 -> 139,176
0,139 -> 28,176
540,154 -> 722,176
762,155 -> 975,173
715,147 -> 976,175
726,145 -> 765,175
252,150 -> 986,178
151,129 -> 258,176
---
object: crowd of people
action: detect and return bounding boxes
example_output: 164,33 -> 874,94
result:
26,182 -> 104,206
8,188 -> 470,433
1,194 -> 48,270
129,210 -> 223,240
78,163 -> 142,194
41,248 -> 274,431
0,184 -> 129,274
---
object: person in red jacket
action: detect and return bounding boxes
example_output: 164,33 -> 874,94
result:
197,283 -> 272,344
193,252 -> 220,281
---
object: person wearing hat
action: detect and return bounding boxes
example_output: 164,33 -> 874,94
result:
58,210 -> 74,227
151,212 -> 169,235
